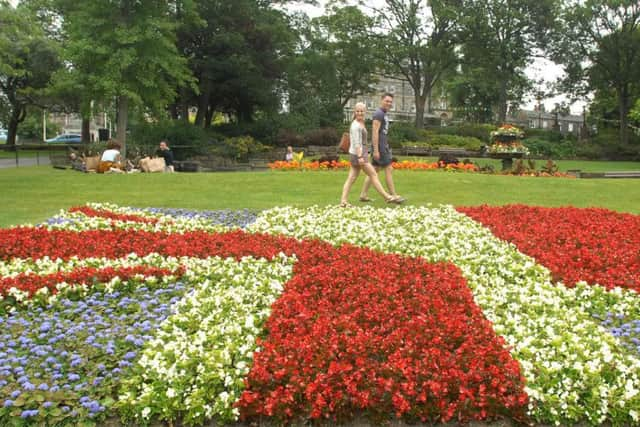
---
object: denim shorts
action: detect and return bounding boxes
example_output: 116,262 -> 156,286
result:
372,149 -> 392,167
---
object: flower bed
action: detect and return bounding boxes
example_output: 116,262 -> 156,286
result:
1,204 -> 639,426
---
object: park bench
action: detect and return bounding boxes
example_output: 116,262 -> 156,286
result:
402,146 -> 432,156
603,171 -> 640,178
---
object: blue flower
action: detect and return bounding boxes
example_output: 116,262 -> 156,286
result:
3,400 -> 13,408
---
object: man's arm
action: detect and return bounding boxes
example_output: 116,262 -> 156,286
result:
372,119 -> 381,160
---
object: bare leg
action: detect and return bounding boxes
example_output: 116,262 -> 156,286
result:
340,166 -> 361,204
383,165 -> 397,196
360,166 -> 379,199
362,164 -> 394,201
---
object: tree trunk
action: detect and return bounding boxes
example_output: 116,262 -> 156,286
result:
497,79 -> 508,124
194,80 -> 210,128
619,88 -> 630,145
204,104 -> 214,129
414,94 -> 427,128
116,96 -> 129,158
169,103 -> 179,120
6,106 -> 26,147
81,117 -> 91,143
180,88 -> 190,123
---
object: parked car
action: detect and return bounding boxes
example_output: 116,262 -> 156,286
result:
46,133 -> 82,144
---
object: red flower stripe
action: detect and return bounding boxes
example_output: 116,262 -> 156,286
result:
237,245 -> 528,423
458,205 -> 640,292
0,228 -> 299,262
0,265 -> 182,299
68,206 -> 161,224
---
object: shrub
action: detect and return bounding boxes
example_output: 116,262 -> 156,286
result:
388,121 -> 421,143
303,128 -> 339,146
524,128 -> 564,143
276,129 -> 304,148
523,138 -> 577,159
428,134 -> 484,151
129,121 -> 212,160
211,136 -> 267,161
436,124 -> 496,142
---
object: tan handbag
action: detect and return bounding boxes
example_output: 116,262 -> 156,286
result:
139,157 -> 151,172
147,157 -> 166,173
339,132 -> 350,153
84,156 -> 100,171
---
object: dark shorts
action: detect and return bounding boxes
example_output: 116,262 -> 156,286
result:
349,154 -> 369,167
372,150 -> 392,167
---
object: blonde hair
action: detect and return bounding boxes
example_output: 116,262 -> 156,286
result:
352,102 -> 366,121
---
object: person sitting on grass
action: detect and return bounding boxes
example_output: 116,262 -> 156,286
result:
156,140 -> 175,172
97,140 -> 123,173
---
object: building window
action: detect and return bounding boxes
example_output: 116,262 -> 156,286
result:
543,120 -> 548,129
529,120 -> 536,128
568,123 -> 574,132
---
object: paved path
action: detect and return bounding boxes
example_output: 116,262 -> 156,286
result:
0,157 -> 51,169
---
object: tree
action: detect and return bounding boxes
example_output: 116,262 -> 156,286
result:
52,0 -> 193,155
286,5 -> 380,126
365,0 -> 460,128
174,0 -> 295,127
554,0 -> 640,144
457,0 -> 558,123
0,1 -> 60,146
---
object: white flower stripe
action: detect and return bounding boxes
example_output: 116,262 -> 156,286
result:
117,255 -> 294,424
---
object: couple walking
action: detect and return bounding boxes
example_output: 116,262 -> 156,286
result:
340,93 -> 405,206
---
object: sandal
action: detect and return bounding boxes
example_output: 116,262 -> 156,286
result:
385,196 -> 404,204
359,197 -> 374,202
339,202 -> 353,208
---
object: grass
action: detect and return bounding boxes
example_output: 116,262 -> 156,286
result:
1,166 -> 639,228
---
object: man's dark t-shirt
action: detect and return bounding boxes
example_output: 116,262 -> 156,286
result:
371,107 -> 392,167
157,148 -> 174,166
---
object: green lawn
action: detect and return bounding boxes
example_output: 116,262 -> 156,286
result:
1,166 -> 639,228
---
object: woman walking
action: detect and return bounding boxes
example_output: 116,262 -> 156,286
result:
340,103 -> 403,206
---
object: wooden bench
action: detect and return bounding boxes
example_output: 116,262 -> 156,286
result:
603,171 -> 640,178
402,146 -> 432,156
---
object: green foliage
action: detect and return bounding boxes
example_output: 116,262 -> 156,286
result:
523,128 -> 566,143
287,6 -> 379,126
212,136 -> 267,162
303,128 -> 339,147
387,121 -> 422,145
523,138 -> 577,159
129,121 -> 211,161
0,3 -> 60,145
456,0 -> 557,122
371,0 -> 460,127
16,109 -> 61,140
554,1 -> 640,144
181,0 -> 294,125
436,124 -> 496,142
429,134 -> 484,150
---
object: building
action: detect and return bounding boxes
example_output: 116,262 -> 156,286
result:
508,107 -> 585,136
343,75 -> 453,124
47,112 -> 112,141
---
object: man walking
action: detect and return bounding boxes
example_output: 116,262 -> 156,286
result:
360,93 -> 405,203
